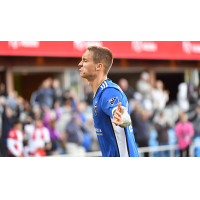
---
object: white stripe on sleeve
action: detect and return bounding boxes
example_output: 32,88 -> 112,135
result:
110,117 -> 129,157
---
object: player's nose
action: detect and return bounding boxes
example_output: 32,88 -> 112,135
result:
78,61 -> 83,67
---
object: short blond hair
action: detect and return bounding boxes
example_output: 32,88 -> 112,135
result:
87,46 -> 113,74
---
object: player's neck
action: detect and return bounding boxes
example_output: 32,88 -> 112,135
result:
88,75 -> 107,96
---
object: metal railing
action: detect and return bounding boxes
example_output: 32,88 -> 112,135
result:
138,144 -> 178,157
49,142 -> 200,157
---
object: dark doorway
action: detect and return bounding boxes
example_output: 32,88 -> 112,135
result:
156,73 -> 185,102
0,70 -> 7,96
14,73 -> 54,101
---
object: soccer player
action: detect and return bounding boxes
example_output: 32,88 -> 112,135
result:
78,46 -> 139,157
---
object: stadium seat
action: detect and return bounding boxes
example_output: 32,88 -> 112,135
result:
167,128 -> 177,145
148,130 -> 159,157
193,137 -> 200,157
167,128 -> 180,156
65,142 -> 86,156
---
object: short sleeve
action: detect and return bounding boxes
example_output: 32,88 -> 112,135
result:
101,88 -> 125,119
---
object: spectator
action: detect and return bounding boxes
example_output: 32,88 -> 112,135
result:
52,79 -> 64,106
154,112 -> 171,157
130,101 -> 156,157
136,72 -> 152,100
7,119 -> 24,157
19,100 -> 32,127
118,78 -> 134,102
29,105 -> 43,122
151,80 -> 169,110
82,79 -> 93,106
56,97 -> 73,134
0,99 -> 21,157
84,85 -> 93,106
188,106 -> 200,138
30,89 -> 39,108
76,101 -> 87,123
0,96 -> 6,130
6,91 -> 18,110
177,83 -> 189,112
66,113 -> 91,152
187,83 -> 198,110
36,78 -> 55,109
175,112 -> 194,157
24,115 -> 52,157
86,118 -> 100,151
43,103 -> 63,155
63,89 -> 78,112
129,92 -> 143,114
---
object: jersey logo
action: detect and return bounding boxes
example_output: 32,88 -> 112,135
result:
94,104 -> 97,116
109,96 -> 119,107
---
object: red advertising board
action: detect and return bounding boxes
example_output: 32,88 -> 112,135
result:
0,41 -> 200,60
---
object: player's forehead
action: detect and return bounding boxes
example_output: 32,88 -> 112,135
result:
82,50 -> 94,61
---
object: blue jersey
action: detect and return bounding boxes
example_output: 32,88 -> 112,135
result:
92,79 -> 139,157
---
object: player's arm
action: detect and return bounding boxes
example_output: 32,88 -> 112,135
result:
112,102 -> 131,128
101,88 -> 131,128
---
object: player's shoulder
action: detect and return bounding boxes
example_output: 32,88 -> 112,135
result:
100,81 -> 124,106
102,82 -> 123,97
101,79 -> 123,93
96,79 -> 124,103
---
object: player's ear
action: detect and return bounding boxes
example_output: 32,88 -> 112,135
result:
96,63 -> 103,71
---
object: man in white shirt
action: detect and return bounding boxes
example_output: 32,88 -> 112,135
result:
151,80 -> 169,110
24,116 -> 52,157
136,72 -> 152,100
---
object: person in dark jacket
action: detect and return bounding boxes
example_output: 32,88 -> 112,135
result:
36,78 -> 55,109
66,113 -> 91,152
0,102 -> 21,156
118,78 -> 134,102
188,106 -> 200,138
52,79 -> 65,107
84,85 -> 93,106
130,101 -> 156,157
187,83 -> 198,111
154,112 -> 171,157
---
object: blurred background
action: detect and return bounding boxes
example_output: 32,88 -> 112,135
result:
0,41 -> 200,157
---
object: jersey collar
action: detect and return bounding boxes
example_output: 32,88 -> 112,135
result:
93,78 -> 111,98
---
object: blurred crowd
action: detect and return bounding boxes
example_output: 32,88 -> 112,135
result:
119,71 -> 200,157
1,71 -> 200,157
0,78 -> 98,157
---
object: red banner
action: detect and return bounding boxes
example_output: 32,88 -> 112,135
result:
0,41 -> 200,60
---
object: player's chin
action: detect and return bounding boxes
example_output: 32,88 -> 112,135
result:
80,72 -> 87,79
79,72 -> 84,77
